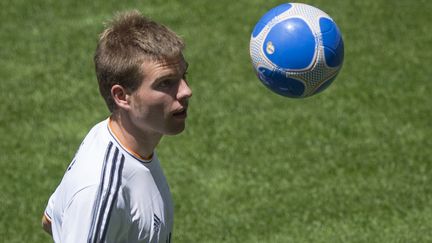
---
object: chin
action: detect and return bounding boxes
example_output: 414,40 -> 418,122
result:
164,124 -> 186,136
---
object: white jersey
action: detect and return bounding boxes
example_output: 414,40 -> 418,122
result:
44,119 -> 173,243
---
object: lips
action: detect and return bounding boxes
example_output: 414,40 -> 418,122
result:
172,107 -> 188,119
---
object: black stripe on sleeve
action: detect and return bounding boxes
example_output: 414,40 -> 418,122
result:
92,147 -> 119,240
100,154 -> 125,242
88,142 -> 124,243
88,141 -> 113,242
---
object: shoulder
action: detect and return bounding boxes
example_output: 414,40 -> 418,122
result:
53,119 -> 113,200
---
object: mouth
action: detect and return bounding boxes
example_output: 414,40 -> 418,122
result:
172,107 -> 188,119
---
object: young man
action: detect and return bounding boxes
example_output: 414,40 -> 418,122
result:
42,10 -> 192,242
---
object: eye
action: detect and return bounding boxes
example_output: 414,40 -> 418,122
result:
156,79 -> 177,89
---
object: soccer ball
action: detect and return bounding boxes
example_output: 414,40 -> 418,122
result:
250,3 -> 344,98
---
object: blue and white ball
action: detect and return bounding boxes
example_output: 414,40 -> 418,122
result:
250,3 -> 344,98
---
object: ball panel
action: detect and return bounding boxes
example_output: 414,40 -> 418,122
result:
255,65 -> 274,86
323,42 -> 344,68
273,3 -> 293,16
258,66 -> 306,97
320,18 -> 344,68
264,18 -> 316,70
318,17 -> 334,33
251,23 -> 267,38
252,3 -> 292,37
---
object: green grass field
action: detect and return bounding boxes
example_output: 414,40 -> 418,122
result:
1,0 -> 431,242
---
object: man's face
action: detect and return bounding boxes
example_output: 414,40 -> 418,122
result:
128,55 -> 192,136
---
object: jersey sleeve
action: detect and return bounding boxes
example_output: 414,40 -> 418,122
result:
58,185 -> 99,243
44,191 -> 55,222
60,185 -> 131,243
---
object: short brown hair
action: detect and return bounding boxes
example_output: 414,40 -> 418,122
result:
94,10 -> 185,112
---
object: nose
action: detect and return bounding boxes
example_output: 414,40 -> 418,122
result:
177,78 -> 192,100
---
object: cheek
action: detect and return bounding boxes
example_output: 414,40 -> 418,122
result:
132,95 -> 170,119
147,103 -> 169,118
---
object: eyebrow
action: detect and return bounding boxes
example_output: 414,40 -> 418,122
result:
163,61 -> 189,77
151,58 -> 189,84
154,68 -> 188,85
154,74 -> 177,84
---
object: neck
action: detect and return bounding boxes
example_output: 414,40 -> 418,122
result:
109,113 -> 162,160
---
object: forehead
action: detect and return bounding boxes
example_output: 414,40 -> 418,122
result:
141,55 -> 188,78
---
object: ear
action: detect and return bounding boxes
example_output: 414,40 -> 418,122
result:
111,84 -> 131,110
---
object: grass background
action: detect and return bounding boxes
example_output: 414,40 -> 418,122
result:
1,0 -> 431,242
